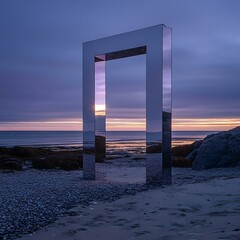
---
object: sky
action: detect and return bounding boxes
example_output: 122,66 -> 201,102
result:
0,0 -> 240,131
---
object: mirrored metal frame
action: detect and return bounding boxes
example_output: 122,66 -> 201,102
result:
83,24 -> 172,185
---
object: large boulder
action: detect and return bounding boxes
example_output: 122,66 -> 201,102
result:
172,141 -> 201,157
171,141 -> 202,167
191,127 -> 240,170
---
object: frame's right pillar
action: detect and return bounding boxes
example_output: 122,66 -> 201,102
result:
146,26 -> 172,185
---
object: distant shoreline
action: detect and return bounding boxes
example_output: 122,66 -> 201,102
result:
0,130 -> 219,148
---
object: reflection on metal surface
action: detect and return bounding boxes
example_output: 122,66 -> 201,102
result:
162,27 -> 172,185
83,24 -> 172,185
95,55 -> 106,162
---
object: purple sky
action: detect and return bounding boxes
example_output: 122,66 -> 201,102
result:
1,0 -> 240,130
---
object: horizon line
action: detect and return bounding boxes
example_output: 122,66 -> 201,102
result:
0,117 -> 239,131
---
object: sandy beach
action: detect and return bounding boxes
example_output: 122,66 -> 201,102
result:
14,160 -> 240,240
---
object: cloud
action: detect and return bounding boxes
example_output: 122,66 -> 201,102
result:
0,0 -> 240,127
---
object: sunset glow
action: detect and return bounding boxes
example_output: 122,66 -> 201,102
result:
0,118 -> 239,131
173,118 -> 240,131
95,104 -> 106,116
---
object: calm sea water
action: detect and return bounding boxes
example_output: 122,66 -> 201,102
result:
0,131 -> 218,148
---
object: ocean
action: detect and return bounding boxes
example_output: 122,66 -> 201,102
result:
0,131 -> 218,148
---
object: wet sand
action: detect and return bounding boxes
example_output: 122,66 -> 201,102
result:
20,176 -> 240,240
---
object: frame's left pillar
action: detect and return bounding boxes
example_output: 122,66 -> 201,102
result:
83,44 -> 96,180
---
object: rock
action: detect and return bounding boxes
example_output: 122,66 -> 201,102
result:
172,142 -> 195,157
187,149 -> 198,162
95,135 -> 106,162
171,141 -> 202,167
0,146 -> 83,171
95,135 -> 106,153
194,140 -> 203,149
0,146 -> 52,158
146,143 -> 162,153
0,147 -> 11,156
191,127 -> 240,170
145,140 -> 202,168
0,157 -> 23,171
32,155 -> 83,170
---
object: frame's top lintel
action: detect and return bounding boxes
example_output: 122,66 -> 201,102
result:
83,24 -> 169,46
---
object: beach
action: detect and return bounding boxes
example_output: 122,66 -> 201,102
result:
20,176 -> 240,240
1,157 -> 240,239
1,129 -> 240,239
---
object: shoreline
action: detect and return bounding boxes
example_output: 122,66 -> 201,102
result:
0,130 -> 216,148
0,137 -> 201,148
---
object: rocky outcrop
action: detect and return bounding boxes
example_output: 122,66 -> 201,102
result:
32,155 -> 83,170
146,143 -> 162,153
146,141 -> 202,167
190,127 -> 240,170
95,135 -> 106,162
172,141 -> 201,157
0,146 -> 52,158
171,141 -> 202,167
0,146 -> 83,171
0,157 -> 23,171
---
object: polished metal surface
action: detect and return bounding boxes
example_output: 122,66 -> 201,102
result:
83,24 -> 172,185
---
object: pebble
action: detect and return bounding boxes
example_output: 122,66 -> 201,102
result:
0,163 -> 239,240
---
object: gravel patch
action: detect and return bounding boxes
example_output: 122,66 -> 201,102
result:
0,167 -> 146,240
0,160 -> 239,240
